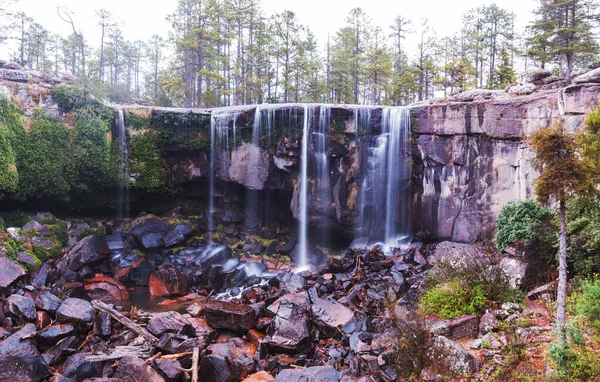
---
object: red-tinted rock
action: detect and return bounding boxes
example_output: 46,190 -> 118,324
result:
35,311 -> 51,330
188,317 -> 216,339
84,275 -> 130,301
242,371 -> 275,382
205,300 -> 256,331
263,294 -> 311,354
206,337 -> 257,377
149,265 -> 188,297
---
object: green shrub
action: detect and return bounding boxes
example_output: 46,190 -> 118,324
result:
50,222 -> 69,247
32,244 -> 47,262
575,279 -> 600,330
494,199 -> 552,249
129,133 -> 168,190
2,211 -> 31,228
567,197 -> 600,278
420,280 -> 487,318
548,327 -> 600,381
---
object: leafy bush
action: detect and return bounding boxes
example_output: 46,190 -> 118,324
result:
1,211 -> 30,228
420,280 -> 487,318
575,279 -> 600,330
567,197 -> 600,278
389,309 -> 431,380
548,327 -> 600,381
494,199 -> 552,250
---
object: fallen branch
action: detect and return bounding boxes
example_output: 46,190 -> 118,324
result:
86,344 -> 153,362
177,348 -> 200,382
91,300 -> 159,345
160,352 -> 193,360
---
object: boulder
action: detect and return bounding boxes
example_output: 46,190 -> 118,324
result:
41,335 -> 78,366
206,337 -> 257,376
428,242 -> 489,267
62,353 -> 102,380
0,342 -> 50,381
149,265 -> 188,297
147,311 -> 194,337
35,292 -> 62,313
425,336 -> 481,376
162,223 -> 194,248
507,83 -> 536,95
36,324 -> 76,346
500,256 -> 528,289
199,354 -> 246,382
0,255 -> 26,287
573,67 -> 600,83
112,356 -> 165,382
84,275 -> 130,301
430,314 -> 479,340
312,298 -> 354,338
7,294 -> 37,321
64,235 -> 110,271
263,293 -> 311,354
56,298 -> 96,328
518,69 -> 552,84
479,312 -> 498,335
130,216 -> 170,249
205,300 -> 256,331
4,69 -> 29,83
0,323 -> 36,355
22,220 -> 52,236
451,89 -> 504,102
275,366 -> 341,381
154,358 -> 182,381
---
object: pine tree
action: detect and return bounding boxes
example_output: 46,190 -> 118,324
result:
528,0 -> 598,79
489,47 -> 515,89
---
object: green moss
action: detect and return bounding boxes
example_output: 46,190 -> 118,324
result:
129,132 -> 168,190
419,280 -> 487,319
49,222 -> 69,247
32,244 -> 47,262
125,112 -> 150,130
149,113 -> 212,150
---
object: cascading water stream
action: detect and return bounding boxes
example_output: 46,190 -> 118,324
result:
297,105 -> 310,270
116,109 -> 129,219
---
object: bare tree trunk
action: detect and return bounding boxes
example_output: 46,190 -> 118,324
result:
556,198 -> 568,346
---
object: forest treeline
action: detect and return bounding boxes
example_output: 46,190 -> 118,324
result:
0,0 -> 598,107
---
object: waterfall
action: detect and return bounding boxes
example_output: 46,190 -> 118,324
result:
356,107 -> 411,249
116,109 -> 129,219
315,106 -> 330,219
297,105 -> 310,269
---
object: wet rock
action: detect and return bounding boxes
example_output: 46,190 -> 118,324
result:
0,342 -> 50,382
275,366 -> 341,381
279,272 -> 305,294
425,336 -> 481,377
312,298 -> 354,338
94,312 -> 112,338
147,311 -> 194,337
63,353 -> 102,380
157,333 -> 209,353
55,298 -> 96,329
205,300 -> 256,331
0,255 -> 26,287
199,354 -> 246,382
263,293 -> 311,354
188,318 -> 216,339
0,323 -> 36,355
112,356 -> 165,382
222,211 -> 245,224
23,220 -> 52,236
31,263 -> 53,287
64,235 -> 110,271
154,358 -> 182,381
7,294 -> 36,321
430,314 -> 479,340
229,144 -> 270,190
130,216 -> 170,249
163,223 -> 194,248
129,257 -> 154,286
207,337 -> 257,376
35,311 -> 51,330
36,324 -> 76,346
479,312 -> 498,335
149,265 -> 188,297
84,275 -> 130,301
242,371 -> 275,382
42,336 -> 78,366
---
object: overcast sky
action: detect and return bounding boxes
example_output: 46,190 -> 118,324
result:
12,0 -> 536,57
